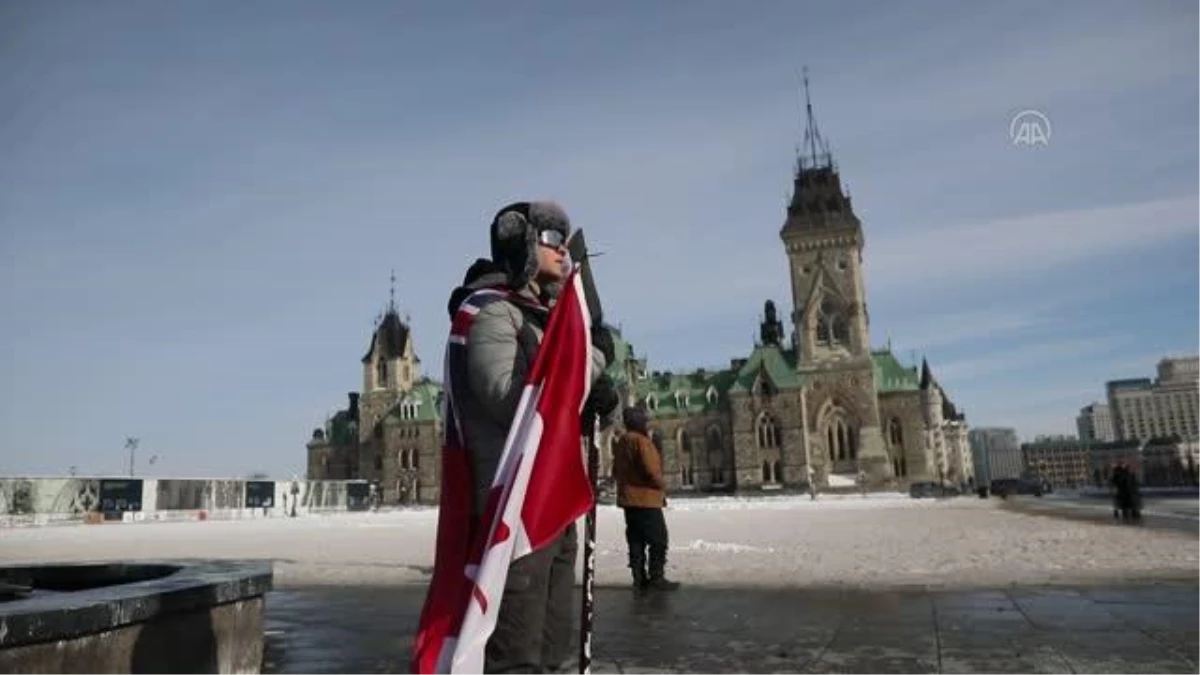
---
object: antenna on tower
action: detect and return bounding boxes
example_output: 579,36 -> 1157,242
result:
800,66 -> 832,170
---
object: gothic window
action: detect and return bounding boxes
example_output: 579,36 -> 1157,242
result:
756,414 -> 781,449
762,461 -> 772,482
816,300 -> 850,346
706,425 -> 722,453
374,454 -> 383,471
826,415 -> 858,462
374,423 -> 384,440
706,424 -> 725,486
377,358 -> 389,389
706,387 -> 718,405
403,364 -> 411,382
774,461 -> 783,483
646,394 -> 658,411
755,378 -> 775,397
888,418 -> 903,447
411,450 -> 419,469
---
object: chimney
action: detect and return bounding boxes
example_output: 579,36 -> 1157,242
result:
348,392 -> 360,423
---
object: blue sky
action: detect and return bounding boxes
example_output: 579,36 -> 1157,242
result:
1,0 -> 1196,478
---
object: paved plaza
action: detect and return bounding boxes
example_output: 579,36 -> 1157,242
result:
264,580 -> 1198,673
3,495 -> 1197,672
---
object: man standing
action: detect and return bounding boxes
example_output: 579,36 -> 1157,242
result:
612,405 -> 680,593
441,201 -> 618,673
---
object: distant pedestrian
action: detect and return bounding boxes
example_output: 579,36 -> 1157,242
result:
612,405 -> 680,593
1110,461 -> 1142,523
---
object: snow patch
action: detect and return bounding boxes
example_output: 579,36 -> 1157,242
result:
674,539 -> 774,554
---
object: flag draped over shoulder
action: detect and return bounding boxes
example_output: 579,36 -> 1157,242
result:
412,269 -> 596,674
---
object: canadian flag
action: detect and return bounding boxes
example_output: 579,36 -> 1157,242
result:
412,269 -> 595,674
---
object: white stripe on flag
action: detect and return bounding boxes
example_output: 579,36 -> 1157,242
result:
448,383 -> 546,674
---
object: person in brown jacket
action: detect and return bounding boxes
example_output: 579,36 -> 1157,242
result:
612,405 -> 680,592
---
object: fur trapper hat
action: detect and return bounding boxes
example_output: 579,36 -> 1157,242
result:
489,201 -> 571,289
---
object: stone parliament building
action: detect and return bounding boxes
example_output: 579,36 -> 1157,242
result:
305,97 -> 974,505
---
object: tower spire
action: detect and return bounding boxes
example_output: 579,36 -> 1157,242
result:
799,66 -> 832,170
388,269 -> 397,314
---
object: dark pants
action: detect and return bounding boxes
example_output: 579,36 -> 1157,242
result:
622,507 -> 669,578
484,523 -> 578,673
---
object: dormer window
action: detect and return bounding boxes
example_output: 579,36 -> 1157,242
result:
675,391 -> 689,408
645,394 -> 658,411
397,400 -> 421,420
706,387 -> 718,405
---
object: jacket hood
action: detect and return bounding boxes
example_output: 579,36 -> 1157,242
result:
446,258 -> 509,318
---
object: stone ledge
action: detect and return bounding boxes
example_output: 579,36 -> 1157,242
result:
0,560 -> 273,650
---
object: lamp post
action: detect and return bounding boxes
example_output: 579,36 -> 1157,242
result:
124,437 -> 139,478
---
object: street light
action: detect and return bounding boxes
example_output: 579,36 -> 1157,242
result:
124,437 -> 139,478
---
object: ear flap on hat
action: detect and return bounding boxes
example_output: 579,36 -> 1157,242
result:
490,202 -> 539,289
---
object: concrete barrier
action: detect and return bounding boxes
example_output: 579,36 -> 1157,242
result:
0,476 -> 371,528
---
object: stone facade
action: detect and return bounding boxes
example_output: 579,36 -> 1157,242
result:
304,104 -> 974,502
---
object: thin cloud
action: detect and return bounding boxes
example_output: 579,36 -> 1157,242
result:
935,337 -> 1124,382
866,196 -> 1197,295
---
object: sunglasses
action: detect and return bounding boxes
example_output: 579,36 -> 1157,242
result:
537,229 -> 567,249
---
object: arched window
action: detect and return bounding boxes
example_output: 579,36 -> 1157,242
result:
706,425 -> 725,485
706,425 -> 722,452
888,418 -> 903,447
756,414 -> 781,449
825,415 -> 859,462
817,299 -> 850,346
377,358 -> 389,389
762,461 -> 772,482
646,394 -> 658,411
755,378 -> 775,397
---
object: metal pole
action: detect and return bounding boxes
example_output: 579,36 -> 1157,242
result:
579,415 -> 599,675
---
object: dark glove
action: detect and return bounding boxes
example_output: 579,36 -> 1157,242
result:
584,374 -> 620,420
591,324 -> 616,366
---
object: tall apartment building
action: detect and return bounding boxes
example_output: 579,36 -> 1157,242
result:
1020,438 -> 1091,488
1076,402 -> 1116,442
1107,356 -> 1200,442
968,427 -> 1023,484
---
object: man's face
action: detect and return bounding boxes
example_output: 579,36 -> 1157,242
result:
535,228 -> 569,283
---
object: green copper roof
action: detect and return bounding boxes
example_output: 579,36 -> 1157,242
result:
630,368 -> 735,415
389,378 -> 443,422
728,344 -> 803,393
328,410 -> 357,446
872,349 -> 920,392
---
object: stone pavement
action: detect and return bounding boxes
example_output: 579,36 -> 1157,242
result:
262,580 -> 1198,673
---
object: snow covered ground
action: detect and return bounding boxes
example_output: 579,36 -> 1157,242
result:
2,494 -> 1195,590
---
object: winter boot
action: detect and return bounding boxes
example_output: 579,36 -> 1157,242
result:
646,545 -> 680,591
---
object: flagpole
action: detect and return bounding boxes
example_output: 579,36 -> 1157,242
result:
579,412 -> 599,675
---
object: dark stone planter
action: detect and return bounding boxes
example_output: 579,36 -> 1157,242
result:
0,560 -> 272,674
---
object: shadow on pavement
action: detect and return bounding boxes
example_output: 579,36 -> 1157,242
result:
263,580 -> 1198,674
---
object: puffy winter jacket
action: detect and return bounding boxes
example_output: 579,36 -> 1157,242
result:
448,261 -> 608,515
